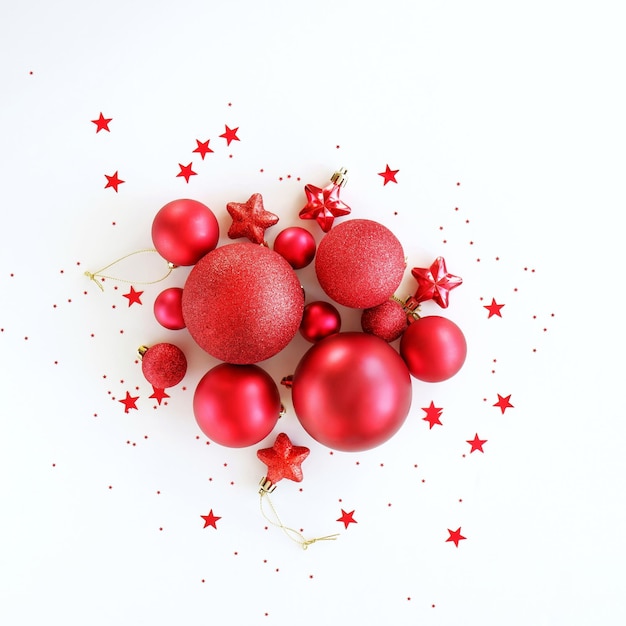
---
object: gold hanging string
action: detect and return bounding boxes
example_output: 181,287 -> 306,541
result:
84,249 -> 175,291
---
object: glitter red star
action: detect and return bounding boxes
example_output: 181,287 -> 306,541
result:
467,434 -> 487,453
484,298 -> 505,318
337,509 -> 357,529
227,193 -> 279,244
257,432 -> 310,485
299,181 -> 351,232
411,257 -> 463,308
122,286 -> 143,306
193,139 -> 213,159
422,401 -> 443,429
176,162 -> 197,183
149,386 -> 170,405
91,112 -> 112,133
378,164 -> 399,185
201,510 -> 221,529
219,125 -> 240,145
104,171 -> 124,192
494,394 -> 514,414
446,527 -> 466,547
119,391 -> 139,413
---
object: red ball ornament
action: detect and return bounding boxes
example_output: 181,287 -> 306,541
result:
399,316 -> 467,382
315,219 -> 405,309
151,199 -> 220,266
193,363 -> 281,448
292,332 -> 412,452
153,287 -> 185,330
361,299 -> 408,342
140,343 -> 187,388
299,301 -> 341,343
182,242 -> 304,364
273,226 -> 317,269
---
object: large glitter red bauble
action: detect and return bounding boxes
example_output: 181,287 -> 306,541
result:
193,363 -> 281,448
315,219 -> 405,309
273,226 -> 317,269
181,242 -> 304,364
153,287 -> 185,330
292,332 -> 412,452
141,342 -> 187,388
399,316 -> 467,382
151,199 -> 220,266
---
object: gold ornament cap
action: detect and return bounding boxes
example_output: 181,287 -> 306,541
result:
330,167 -> 348,188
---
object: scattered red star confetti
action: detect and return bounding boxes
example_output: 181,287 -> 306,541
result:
378,164 -> 399,185
104,171 -> 124,192
446,527 -> 466,547
494,394 -> 514,414
337,509 -> 357,529
176,162 -> 197,183
467,434 -> 488,453
299,181 -> 351,232
193,139 -> 214,159
91,112 -> 112,133
149,386 -> 170,405
122,286 -> 143,307
422,401 -> 443,429
411,257 -> 463,308
219,125 -> 240,145
201,510 -> 221,529
119,391 -> 139,413
227,193 -> 279,244
257,432 -> 310,485
484,298 -> 505,318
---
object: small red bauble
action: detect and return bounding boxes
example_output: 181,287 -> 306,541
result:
273,226 -> 317,269
399,316 -> 467,382
151,199 -> 220,266
361,299 -> 408,342
292,332 -> 412,452
315,219 -> 405,309
299,301 -> 341,343
153,287 -> 185,330
140,342 -> 187,388
193,363 -> 281,448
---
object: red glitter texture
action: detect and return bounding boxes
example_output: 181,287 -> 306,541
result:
361,299 -> 408,342
141,343 -> 187,388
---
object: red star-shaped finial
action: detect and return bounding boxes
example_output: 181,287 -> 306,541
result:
119,391 -> 139,413
446,527 -> 466,547
192,139 -> 214,159
411,256 -> 463,308
176,162 -> 197,183
149,386 -> 170,405
467,433 -> 488,453
220,124 -> 240,145
226,193 -> 279,245
91,112 -> 112,133
493,393 -> 514,414
299,181 -> 351,232
122,286 -> 143,307
378,164 -> 399,185
484,298 -> 505,318
337,509 -> 357,529
201,509 -> 221,529
422,401 -> 443,429
257,432 -> 310,486
104,171 -> 124,192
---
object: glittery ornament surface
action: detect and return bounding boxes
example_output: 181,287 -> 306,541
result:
315,219 -> 405,309
257,432 -> 310,485
182,243 -> 304,364
226,193 -> 279,245
141,342 -> 187,388
361,299 -> 408,342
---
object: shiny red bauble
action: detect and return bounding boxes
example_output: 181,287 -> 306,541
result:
315,219 -> 405,309
182,242 -> 304,364
153,287 -> 185,330
399,316 -> 467,382
292,332 -> 412,452
299,301 -> 341,343
193,363 -> 281,448
141,342 -> 187,388
151,199 -> 220,266
273,226 -> 317,269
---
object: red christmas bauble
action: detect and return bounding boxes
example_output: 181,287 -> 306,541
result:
399,316 -> 467,382
273,226 -> 317,269
181,242 -> 304,364
292,332 -> 412,452
361,299 -> 408,342
299,301 -> 341,343
315,219 -> 405,309
141,342 -> 187,388
152,199 -> 220,266
193,363 -> 281,448
154,287 -> 185,330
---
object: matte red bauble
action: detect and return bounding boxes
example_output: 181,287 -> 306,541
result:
315,219 -> 405,309
399,316 -> 467,382
193,363 -> 281,448
361,299 -> 408,342
154,287 -> 185,330
140,342 -> 187,388
292,332 -> 412,452
273,226 -> 317,269
299,301 -> 341,343
151,199 -> 220,266
182,243 -> 304,364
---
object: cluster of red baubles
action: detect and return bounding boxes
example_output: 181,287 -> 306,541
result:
140,171 -> 467,453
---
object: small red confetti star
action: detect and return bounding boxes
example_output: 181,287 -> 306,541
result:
220,125 -> 240,145
467,434 -> 487,453
119,391 -> 139,413
149,386 -> 170,405
193,139 -> 214,159
494,394 -> 514,414
446,527 -> 466,547
484,298 -> 505,318
227,193 -> 279,244
91,113 -> 112,133
411,257 -> 463,308
201,510 -> 221,529
257,433 -> 310,485
337,509 -> 357,529
299,181 -> 351,232
104,171 -> 124,192
176,162 -> 197,183
122,286 -> 143,306
378,164 -> 399,185
422,401 -> 443,429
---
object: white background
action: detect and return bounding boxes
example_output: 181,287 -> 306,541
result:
1,1 -> 625,624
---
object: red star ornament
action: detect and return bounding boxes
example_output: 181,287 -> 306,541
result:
494,393 -> 514,414
446,527 -> 466,547
467,433 -> 487,453
484,298 -> 505,318
119,391 -> 139,413
193,139 -> 213,159
378,164 -> 399,185
226,193 -> 279,244
122,286 -> 143,306
299,176 -> 351,232
337,509 -> 357,529
149,386 -> 170,405
104,171 -> 124,192
91,112 -> 112,132
411,256 -> 463,308
257,432 -> 310,486
422,401 -> 443,429
176,162 -> 197,183
201,510 -> 221,529
219,124 -> 240,145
